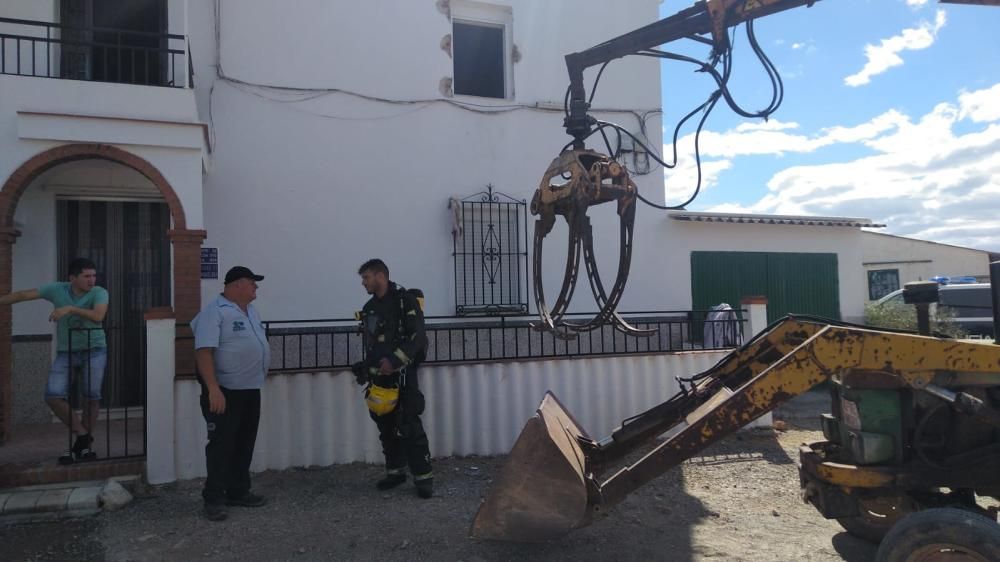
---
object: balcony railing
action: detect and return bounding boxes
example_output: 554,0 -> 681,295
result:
0,16 -> 187,87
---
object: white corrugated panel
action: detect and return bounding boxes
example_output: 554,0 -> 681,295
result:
174,351 -> 743,479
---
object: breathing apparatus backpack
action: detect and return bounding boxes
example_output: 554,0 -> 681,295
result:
400,287 -> 428,365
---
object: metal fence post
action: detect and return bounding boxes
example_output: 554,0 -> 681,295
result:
145,309 -> 176,484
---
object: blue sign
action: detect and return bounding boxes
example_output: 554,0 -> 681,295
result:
201,247 -> 219,279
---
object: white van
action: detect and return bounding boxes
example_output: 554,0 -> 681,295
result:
876,283 -> 995,337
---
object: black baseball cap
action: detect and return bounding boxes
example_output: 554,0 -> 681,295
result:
224,266 -> 264,285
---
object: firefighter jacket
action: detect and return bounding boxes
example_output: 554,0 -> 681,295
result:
359,282 -> 426,387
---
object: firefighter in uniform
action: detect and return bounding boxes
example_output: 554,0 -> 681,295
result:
355,258 -> 433,498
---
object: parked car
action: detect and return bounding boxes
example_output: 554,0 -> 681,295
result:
876,283 -> 996,337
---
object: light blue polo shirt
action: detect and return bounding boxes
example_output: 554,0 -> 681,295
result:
38,282 -> 108,352
191,294 -> 270,390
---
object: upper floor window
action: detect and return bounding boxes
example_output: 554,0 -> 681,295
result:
451,1 -> 512,99
59,0 -> 173,86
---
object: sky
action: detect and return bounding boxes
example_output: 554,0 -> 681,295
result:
655,0 -> 1000,251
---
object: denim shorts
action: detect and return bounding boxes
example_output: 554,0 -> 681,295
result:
45,348 -> 108,401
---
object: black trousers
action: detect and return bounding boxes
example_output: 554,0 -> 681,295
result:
200,386 -> 261,504
369,377 -> 432,478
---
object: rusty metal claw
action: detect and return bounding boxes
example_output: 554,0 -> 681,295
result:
532,150 -> 654,339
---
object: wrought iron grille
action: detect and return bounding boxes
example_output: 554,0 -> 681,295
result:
68,327 -> 147,461
452,185 -> 529,316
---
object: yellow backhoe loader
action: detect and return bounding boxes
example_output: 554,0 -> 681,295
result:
471,1 -> 1000,560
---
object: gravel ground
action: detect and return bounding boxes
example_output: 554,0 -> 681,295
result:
2,394 -> 879,562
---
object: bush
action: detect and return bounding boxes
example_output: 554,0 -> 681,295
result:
864,301 -> 967,338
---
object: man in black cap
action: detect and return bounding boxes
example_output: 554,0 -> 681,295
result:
191,266 -> 271,521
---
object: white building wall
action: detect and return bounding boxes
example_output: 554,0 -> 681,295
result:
862,231 -> 992,298
0,77 -> 205,225
185,0 -> 663,318
0,1 -> 55,21
0,73 -> 204,335
10,185 -> 57,337
3,0 -> 862,325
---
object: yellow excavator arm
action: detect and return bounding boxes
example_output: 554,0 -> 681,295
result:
471,319 -> 1000,541
472,0 -> 1000,544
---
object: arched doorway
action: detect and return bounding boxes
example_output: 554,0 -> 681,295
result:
0,143 -> 204,445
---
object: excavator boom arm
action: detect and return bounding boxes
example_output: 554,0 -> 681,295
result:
564,0 -> 820,146
471,319 -> 1000,541
471,0 -> 1000,544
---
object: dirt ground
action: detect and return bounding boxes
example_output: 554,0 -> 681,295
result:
2,394 -> 878,562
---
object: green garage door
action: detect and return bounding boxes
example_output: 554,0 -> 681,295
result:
691,251 -> 841,323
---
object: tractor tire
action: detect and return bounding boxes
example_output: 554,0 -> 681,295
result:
837,495 -> 916,543
875,507 -> 1000,562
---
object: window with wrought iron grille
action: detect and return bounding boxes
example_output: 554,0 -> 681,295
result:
451,0 -> 513,99
452,185 -> 528,315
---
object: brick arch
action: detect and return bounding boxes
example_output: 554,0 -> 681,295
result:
0,144 -> 203,444
0,143 -> 186,230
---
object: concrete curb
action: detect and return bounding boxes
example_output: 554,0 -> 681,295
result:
0,475 -> 139,523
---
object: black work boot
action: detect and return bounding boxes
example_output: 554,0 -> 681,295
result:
226,492 -> 267,507
375,473 -> 407,490
415,478 -> 434,499
204,502 -> 228,521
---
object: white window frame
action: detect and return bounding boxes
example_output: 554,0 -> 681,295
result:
451,1 -> 514,100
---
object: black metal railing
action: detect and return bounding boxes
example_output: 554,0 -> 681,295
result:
0,16 -> 185,87
453,185 -> 529,316
66,326 -> 146,462
262,309 -> 746,373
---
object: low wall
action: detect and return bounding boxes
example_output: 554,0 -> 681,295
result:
168,350 -> 772,480
11,336 -> 52,426
147,300 -> 773,483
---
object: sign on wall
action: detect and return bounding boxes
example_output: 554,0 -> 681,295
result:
201,247 -> 219,280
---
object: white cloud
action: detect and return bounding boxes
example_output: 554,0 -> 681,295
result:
906,0 -> 930,6
662,114 -> 904,164
660,115 -> 904,204
701,82 -> 1000,250
733,120 -> 800,133
664,159 -> 732,205
844,10 -> 946,87
959,83 -> 1000,123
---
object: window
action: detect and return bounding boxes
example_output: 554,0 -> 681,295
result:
452,185 -> 528,315
868,269 -> 900,301
60,0 -> 169,85
451,2 -> 512,99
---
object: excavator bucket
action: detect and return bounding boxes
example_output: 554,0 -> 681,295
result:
470,392 -> 593,541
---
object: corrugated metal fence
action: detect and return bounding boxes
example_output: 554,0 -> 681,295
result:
173,351 -> 736,479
